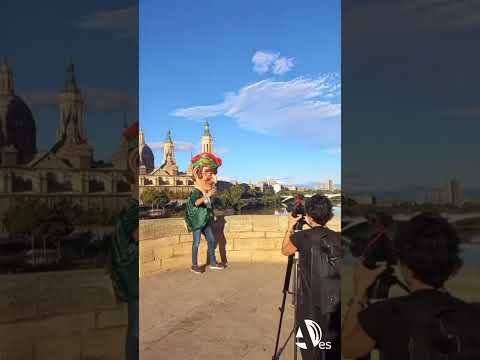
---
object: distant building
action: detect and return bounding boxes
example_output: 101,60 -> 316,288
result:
315,180 -> 338,192
315,182 -> 329,191
257,182 -> 274,193
328,179 -> 334,192
273,183 -> 283,193
416,179 -> 463,206
416,191 -> 427,204
443,179 -> 463,206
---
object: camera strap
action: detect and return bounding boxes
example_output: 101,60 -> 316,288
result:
362,230 -> 387,258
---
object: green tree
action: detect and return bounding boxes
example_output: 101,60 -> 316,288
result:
153,191 -> 170,207
262,194 -> 282,208
3,199 -> 74,261
140,187 -> 170,207
225,184 -> 244,209
140,188 -> 159,205
3,199 -> 47,237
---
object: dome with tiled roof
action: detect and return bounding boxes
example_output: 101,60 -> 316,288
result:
0,59 -> 37,164
139,129 -> 154,173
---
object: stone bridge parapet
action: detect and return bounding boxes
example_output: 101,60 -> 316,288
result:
139,215 -> 340,277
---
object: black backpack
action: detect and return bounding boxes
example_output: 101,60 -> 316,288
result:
403,294 -> 480,360
310,229 -> 342,315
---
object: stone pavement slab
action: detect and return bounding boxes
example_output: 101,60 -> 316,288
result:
140,263 -> 297,360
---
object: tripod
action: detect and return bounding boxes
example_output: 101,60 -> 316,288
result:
273,219 -> 308,360
272,251 -> 300,360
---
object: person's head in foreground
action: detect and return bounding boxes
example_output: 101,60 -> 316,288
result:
191,152 -> 222,192
305,194 -> 334,227
396,213 -> 463,289
342,213 -> 464,359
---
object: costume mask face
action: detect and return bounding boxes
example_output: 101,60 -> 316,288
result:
195,166 -> 217,191
122,121 -> 140,194
191,152 -> 222,193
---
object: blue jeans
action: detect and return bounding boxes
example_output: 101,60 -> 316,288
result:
126,299 -> 139,360
192,225 -> 217,266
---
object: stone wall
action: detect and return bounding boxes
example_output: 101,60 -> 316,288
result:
0,269 -> 127,360
140,215 -> 340,277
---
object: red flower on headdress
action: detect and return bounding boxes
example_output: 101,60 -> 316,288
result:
124,121 -> 139,140
123,121 -> 139,151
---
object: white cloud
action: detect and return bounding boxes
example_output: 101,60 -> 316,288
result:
149,141 -> 196,152
252,51 -> 277,74
24,88 -> 138,113
176,141 -> 197,152
252,50 -> 294,75
74,5 -> 138,40
215,147 -> 230,155
172,73 -> 340,147
273,57 -> 295,75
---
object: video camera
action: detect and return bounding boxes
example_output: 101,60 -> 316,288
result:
349,212 -> 408,304
289,194 -> 307,231
349,212 -> 397,269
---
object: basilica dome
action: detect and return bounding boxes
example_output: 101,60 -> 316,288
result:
0,61 -> 37,165
139,130 -> 154,173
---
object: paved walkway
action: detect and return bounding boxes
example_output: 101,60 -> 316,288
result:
140,263 -> 297,360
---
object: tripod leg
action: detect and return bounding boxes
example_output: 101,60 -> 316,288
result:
293,255 -> 298,360
272,256 -> 294,360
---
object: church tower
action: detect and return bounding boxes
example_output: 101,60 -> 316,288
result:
201,120 -> 213,153
54,62 -> 92,169
159,130 -> 178,175
0,58 -> 14,96
57,62 -> 87,143
164,130 -> 175,162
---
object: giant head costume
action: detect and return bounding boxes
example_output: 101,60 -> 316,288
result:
123,121 -> 140,178
191,152 -> 222,192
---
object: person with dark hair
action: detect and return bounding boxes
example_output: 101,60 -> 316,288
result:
342,213 -> 469,360
282,195 -> 342,360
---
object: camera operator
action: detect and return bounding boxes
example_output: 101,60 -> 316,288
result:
341,213 -> 466,360
282,195 -> 341,360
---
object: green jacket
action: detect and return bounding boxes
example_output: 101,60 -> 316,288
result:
110,199 -> 139,301
185,188 -> 214,232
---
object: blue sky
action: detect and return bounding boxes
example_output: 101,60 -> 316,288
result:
140,0 -> 340,185
342,0 -> 480,198
1,1 -> 138,161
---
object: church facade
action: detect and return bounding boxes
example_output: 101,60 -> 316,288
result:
0,59 -> 132,231
138,121 -> 215,198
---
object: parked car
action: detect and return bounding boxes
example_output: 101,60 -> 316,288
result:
139,206 -> 151,219
146,207 -> 168,219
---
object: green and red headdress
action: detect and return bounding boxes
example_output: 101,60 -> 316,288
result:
123,121 -> 139,175
191,152 -> 222,172
123,121 -> 139,152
